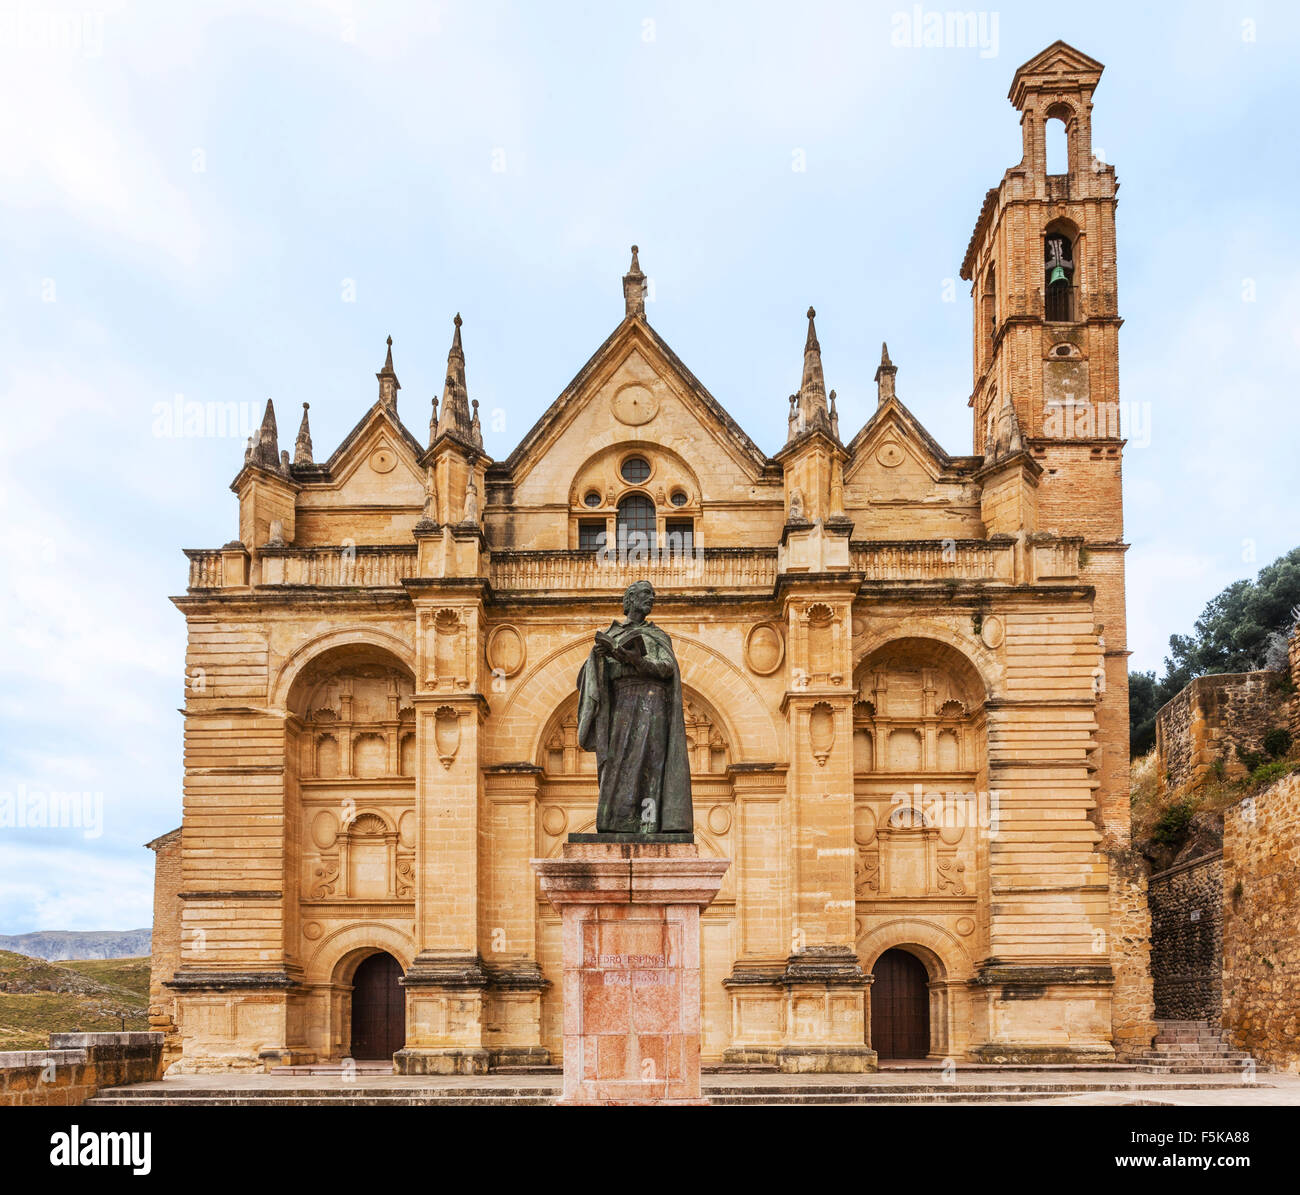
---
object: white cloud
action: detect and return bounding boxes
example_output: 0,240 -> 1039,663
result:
0,843 -> 154,932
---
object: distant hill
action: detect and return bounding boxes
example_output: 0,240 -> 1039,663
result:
0,951 -> 150,1050
0,929 -> 151,961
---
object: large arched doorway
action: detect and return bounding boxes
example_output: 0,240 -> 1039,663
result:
871,948 -> 930,1059
349,952 -> 405,1059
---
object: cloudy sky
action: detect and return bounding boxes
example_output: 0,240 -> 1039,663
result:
1,0 -> 1297,933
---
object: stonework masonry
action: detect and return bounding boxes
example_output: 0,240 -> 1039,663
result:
1223,772 -> 1300,1073
1147,852 -> 1223,1021
0,1033 -> 163,1107
145,829 -> 182,1070
1291,631 -> 1300,742
1155,672 -> 1290,797
150,42 -> 1149,1074
1107,849 -> 1158,1056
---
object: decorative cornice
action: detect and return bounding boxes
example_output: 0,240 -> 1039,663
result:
165,969 -> 304,992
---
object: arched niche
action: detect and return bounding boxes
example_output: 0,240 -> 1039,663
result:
287,644 -> 416,781
852,638 -> 988,907
852,637 -> 986,776
286,643 -> 418,910
535,685 -> 734,778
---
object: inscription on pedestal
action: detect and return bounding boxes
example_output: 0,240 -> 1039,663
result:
573,918 -> 694,1097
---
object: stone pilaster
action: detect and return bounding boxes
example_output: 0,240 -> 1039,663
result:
395,579 -> 492,1075
768,580 -> 873,1071
482,763 -> 550,1067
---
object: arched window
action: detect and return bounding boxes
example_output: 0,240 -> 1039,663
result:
1044,231 -> 1075,322
617,493 -> 656,553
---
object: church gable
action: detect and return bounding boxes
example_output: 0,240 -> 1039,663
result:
490,313 -> 779,551
293,404 -> 427,546
844,400 -> 982,540
503,321 -> 767,496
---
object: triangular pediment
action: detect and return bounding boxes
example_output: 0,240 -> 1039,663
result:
845,397 -> 951,483
496,317 -> 771,489
842,399 -> 983,529
304,402 -> 427,504
1009,40 -> 1104,103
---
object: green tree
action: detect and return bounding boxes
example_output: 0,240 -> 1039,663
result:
1129,546 -> 1300,757
1129,669 -> 1163,757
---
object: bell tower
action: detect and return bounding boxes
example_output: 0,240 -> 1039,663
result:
960,40 -> 1129,840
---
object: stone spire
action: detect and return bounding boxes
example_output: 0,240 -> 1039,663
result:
801,307 -> 827,407
293,402 -> 313,465
787,307 -> 833,441
428,394 -> 439,449
377,335 -> 400,409
828,389 -> 840,440
623,244 -> 647,319
875,341 -> 897,405
435,314 -> 480,448
251,398 -> 282,471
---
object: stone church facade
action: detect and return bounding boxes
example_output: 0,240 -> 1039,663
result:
153,42 -> 1154,1073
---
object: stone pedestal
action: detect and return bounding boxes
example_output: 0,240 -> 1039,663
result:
533,839 -> 729,1106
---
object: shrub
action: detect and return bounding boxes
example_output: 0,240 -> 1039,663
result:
1246,759 -> 1296,791
1152,799 -> 1195,845
1262,727 -> 1292,759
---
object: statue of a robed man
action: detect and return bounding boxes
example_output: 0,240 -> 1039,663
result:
576,580 -> 693,834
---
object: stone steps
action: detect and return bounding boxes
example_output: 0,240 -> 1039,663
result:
1153,1037 -> 1238,1046
1131,1019 -> 1261,1075
1150,1048 -> 1245,1056
87,1077 -> 1272,1107
483,1065 -> 562,1076
88,1095 -> 558,1107
1135,1067 -> 1258,1076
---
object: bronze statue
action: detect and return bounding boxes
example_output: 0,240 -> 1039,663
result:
576,580 -> 693,834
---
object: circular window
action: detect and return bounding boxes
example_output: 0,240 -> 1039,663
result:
670,490 -> 688,507
620,456 -> 651,483
583,491 -> 602,508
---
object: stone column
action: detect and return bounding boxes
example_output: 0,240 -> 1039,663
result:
533,841 -> 728,1105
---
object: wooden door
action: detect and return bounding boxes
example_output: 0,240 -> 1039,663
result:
870,948 -> 930,1059
350,952 -> 405,1059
